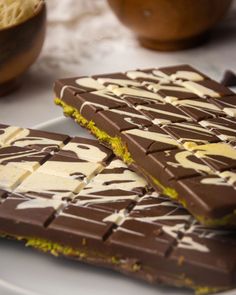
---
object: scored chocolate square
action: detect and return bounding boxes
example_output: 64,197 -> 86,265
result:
112,85 -> 165,106
189,142 -> 236,172
210,95 -> 236,118
94,106 -> 152,137
126,68 -> 168,84
0,194 -> 63,227
54,76 -> 105,100
163,122 -> 220,145
135,102 -> 192,125
0,165 -> 30,191
107,192 -> 191,266
48,205 -> 116,249
38,154 -> 103,182
145,80 -> 200,101
122,125 -> 181,158
182,79 -> 234,98
171,98 -> 226,121
0,146 -> 50,172
199,117 -> 236,142
0,190 -> 8,203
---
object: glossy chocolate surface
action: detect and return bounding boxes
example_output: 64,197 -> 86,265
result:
1,124 -> 236,292
55,65 -> 236,227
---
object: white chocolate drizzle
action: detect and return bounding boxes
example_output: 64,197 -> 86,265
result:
172,99 -> 223,116
170,71 -> 204,82
126,70 -> 168,83
75,77 -> 105,91
182,81 -> 220,98
97,78 -> 140,90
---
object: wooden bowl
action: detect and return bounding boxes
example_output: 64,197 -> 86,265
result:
0,1 -> 46,96
107,0 -> 233,51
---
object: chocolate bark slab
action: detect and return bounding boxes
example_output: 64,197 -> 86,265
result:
1,124 -> 236,293
54,65 -> 236,228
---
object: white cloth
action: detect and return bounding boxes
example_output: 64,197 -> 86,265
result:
37,0 -> 135,76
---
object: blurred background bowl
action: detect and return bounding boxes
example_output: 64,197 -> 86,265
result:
107,0 -> 233,51
0,1 -> 46,96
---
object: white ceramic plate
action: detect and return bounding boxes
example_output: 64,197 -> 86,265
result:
0,117 -> 234,295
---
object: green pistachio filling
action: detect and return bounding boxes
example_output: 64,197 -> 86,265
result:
55,98 -> 236,227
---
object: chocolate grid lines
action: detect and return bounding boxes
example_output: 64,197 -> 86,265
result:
54,65 -> 236,226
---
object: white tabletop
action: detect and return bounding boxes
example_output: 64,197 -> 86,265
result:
0,0 -> 236,128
